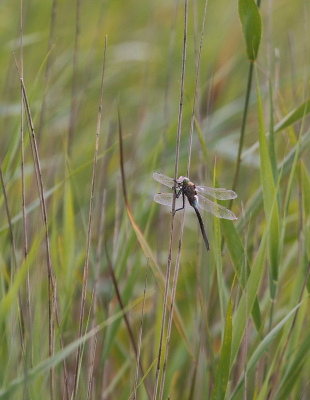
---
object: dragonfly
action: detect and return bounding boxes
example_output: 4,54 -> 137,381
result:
153,172 -> 237,251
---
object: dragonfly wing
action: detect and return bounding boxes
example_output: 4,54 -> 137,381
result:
196,186 -> 237,200
153,172 -> 175,188
154,193 -> 173,206
154,193 -> 184,209
197,194 -> 237,220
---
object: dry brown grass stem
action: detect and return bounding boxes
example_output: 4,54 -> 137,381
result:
87,190 -> 106,394
68,0 -> 81,153
87,327 -> 99,400
19,75 -> 56,397
37,0 -> 57,140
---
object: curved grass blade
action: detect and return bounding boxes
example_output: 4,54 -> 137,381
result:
274,98 -> 310,133
242,99 -> 310,159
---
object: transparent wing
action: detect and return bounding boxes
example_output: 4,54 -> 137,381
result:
154,193 -> 173,206
154,193 -> 184,209
196,186 -> 237,200
153,172 -> 174,188
197,194 -> 237,220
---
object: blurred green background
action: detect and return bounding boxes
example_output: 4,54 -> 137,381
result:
0,0 -> 310,399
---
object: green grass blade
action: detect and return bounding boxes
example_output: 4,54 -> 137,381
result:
301,166 -> 310,261
274,99 -> 310,133
237,128 -> 310,233
62,178 -> 76,287
0,236 -> 41,325
229,302 -> 302,400
278,113 -> 303,262
241,99 -> 310,160
238,0 -> 261,61
221,219 -> 261,330
214,212 -> 227,330
210,299 -> 232,400
274,329 -> 310,399
231,223 -> 267,364
0,296 -> 145,399
256,70 -> 279,283
268,79 -> 278,183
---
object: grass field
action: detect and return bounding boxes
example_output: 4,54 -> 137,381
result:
0,0 -> 310,399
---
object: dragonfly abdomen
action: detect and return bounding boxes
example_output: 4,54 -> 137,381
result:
193,207 -> 210,251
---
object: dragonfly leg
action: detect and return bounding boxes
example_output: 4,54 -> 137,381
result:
175,188 -> 183,199
174,191 -> 185,214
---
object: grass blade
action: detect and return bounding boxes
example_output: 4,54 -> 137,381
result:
231,222 -> 267,364
210,299 -> 232,400
256,70 -> 279,284
274,99 -> 310,133
238,0 -> 261,61
229,302 -> 303,400
221,219 -> 261,330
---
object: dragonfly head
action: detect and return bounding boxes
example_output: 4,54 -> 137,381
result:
177,176 -> 190,186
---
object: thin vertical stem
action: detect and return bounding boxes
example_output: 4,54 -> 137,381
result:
68,0 -> 81,153
230,0 -> 261,203
86,327 -> 99,400
230,62 -> 254,201
37,0 -> 57,140
87,190 -> 106,396
186,0 -> 209,177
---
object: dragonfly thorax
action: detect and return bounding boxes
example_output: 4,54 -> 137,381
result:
177,176 -> 190,186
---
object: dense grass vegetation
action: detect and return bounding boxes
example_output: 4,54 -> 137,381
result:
0,0 -> 310,399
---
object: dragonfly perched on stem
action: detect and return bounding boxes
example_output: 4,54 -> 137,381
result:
153,172 -> 237,251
